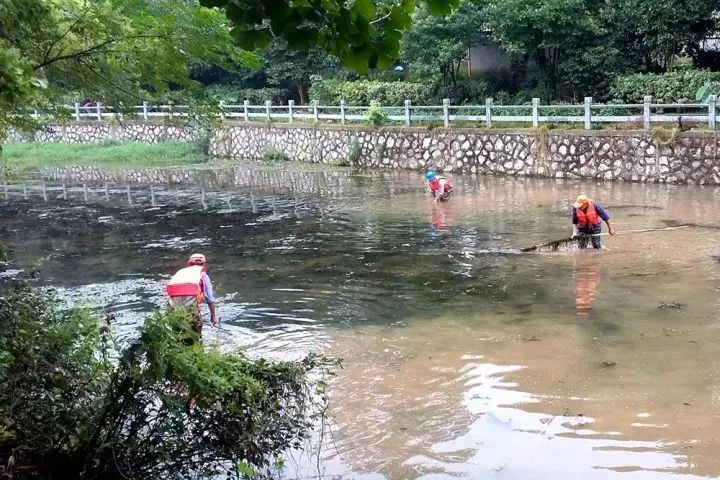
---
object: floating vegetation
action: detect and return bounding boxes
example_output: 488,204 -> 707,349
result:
659,300 -> 687,310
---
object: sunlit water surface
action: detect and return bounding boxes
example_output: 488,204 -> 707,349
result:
2,164 -> 720,479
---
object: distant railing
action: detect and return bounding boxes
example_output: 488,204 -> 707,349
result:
21,95 -> 719,131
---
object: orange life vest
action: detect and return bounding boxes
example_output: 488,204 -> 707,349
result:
166,265 -> 205,304
429,176 -> 453,192
576,202 -> 600,227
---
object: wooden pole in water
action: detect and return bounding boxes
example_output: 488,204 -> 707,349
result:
521,226 -> 690,253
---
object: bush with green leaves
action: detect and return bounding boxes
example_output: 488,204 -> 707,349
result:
262,148 -> 288,164
347,140 -> 362,165
206,84 -> 292,105
435,79 -> 490,105
0,279 -> 334,480
611,70 -> 720,104
365,101 -> 388,127
309,76 -> 434,106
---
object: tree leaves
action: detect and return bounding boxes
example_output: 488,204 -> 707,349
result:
0,0 -> 258,142
0,280 -> 336,479
206,0 -> 462,72
230,25 -> 273,51
351,0 -> 376,20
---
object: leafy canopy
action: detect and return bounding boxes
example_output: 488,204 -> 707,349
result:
201,0 -> 462,73
402,1 -> 486,85
0,0 -> 256,143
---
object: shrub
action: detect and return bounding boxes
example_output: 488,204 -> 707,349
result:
611,70 -> 720,103
651,126 -> 679,147
347,139 -> 362,165
205,84 -> 292,105
193,128 -> 213,155
261,147 -> 288,164
365,101 -> 387,127
435,79 -> 490,105
0,279 -> 334,480
309,76 -> 434,106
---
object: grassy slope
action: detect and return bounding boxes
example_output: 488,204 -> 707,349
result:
1,141 -> 207,169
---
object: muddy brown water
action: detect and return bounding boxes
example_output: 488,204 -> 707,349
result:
1,164 -> 719,479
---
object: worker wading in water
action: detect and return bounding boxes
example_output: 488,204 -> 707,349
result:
571,195 -> 616,249
426,170 -> 453,204
166,253 -> 217,335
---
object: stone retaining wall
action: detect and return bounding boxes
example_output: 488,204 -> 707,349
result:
211,124 -> 720,185
9,121 -> 720,185
7,121 -> 200,144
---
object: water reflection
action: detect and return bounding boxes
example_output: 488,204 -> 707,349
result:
429,204 -> 453,239
2,164 -> 720,479
574,257 -> 602,316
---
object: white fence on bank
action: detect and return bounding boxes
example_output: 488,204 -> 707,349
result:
23,95 -> 719,131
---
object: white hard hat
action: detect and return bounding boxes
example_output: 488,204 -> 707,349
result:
188,253 -> 206,265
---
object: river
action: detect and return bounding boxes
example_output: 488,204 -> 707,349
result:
1,163 -> 719,479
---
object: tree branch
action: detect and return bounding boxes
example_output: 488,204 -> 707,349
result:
76,58 -> 143,100
33,34 -> 170,71
42,9 -> 90,67
33,38 -> 118,70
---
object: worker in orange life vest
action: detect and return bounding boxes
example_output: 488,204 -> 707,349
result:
426,170 -> 453,204
166,253 -> 217,333
571,195 -> 616,249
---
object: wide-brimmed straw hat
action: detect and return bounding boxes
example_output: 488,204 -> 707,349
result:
574,194 -> 591,209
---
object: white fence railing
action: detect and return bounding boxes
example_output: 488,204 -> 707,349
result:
23,95 -> 719,131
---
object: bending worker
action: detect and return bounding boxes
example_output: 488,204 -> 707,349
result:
426,170 -> 453,203
571,194 -> 616,249
166,253 -> 217,334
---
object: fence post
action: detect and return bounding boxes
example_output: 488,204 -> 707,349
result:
340,100 -> 347,125
74,102 -> 80,121
708,94 -> 717,131
288,100 -> 294,123
442,98 -> 450,127
404,100 -> 412,126
643,95 -> 652,132
265,100 -> 272,121
219,100 -> 225,122
142,101 -> 148,121
532,98 -> 539,127
485,98 -> 493,128
313,100 -> 319,123
243,100 -> 249,122
96,102 -> 102,121
584,96 -> 592,130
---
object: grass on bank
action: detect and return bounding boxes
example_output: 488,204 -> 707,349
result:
1,140 -> 207,170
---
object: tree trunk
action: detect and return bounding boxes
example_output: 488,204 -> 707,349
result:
297,80 -> 306,105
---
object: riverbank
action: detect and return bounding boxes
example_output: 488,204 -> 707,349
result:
6,121 -> 720,184
1,141 -> 207,170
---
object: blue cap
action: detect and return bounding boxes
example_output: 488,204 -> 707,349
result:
426,170 -> 436,180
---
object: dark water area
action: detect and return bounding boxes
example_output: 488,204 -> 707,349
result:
2,164 -> 720,479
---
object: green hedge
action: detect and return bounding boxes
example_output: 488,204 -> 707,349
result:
309,76 -> 434,106
611,70 -> 720,104
308,77 -> 492,106
205,84 -> 292,104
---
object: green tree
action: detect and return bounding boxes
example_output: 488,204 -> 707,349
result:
604,0 -> 720,72
202,0 -> 461,73
402,1 -> 486,86
482,0 -> 600,96
0,279 -> 334,479
0,0 -> 256,143
261,39 -> 339,104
